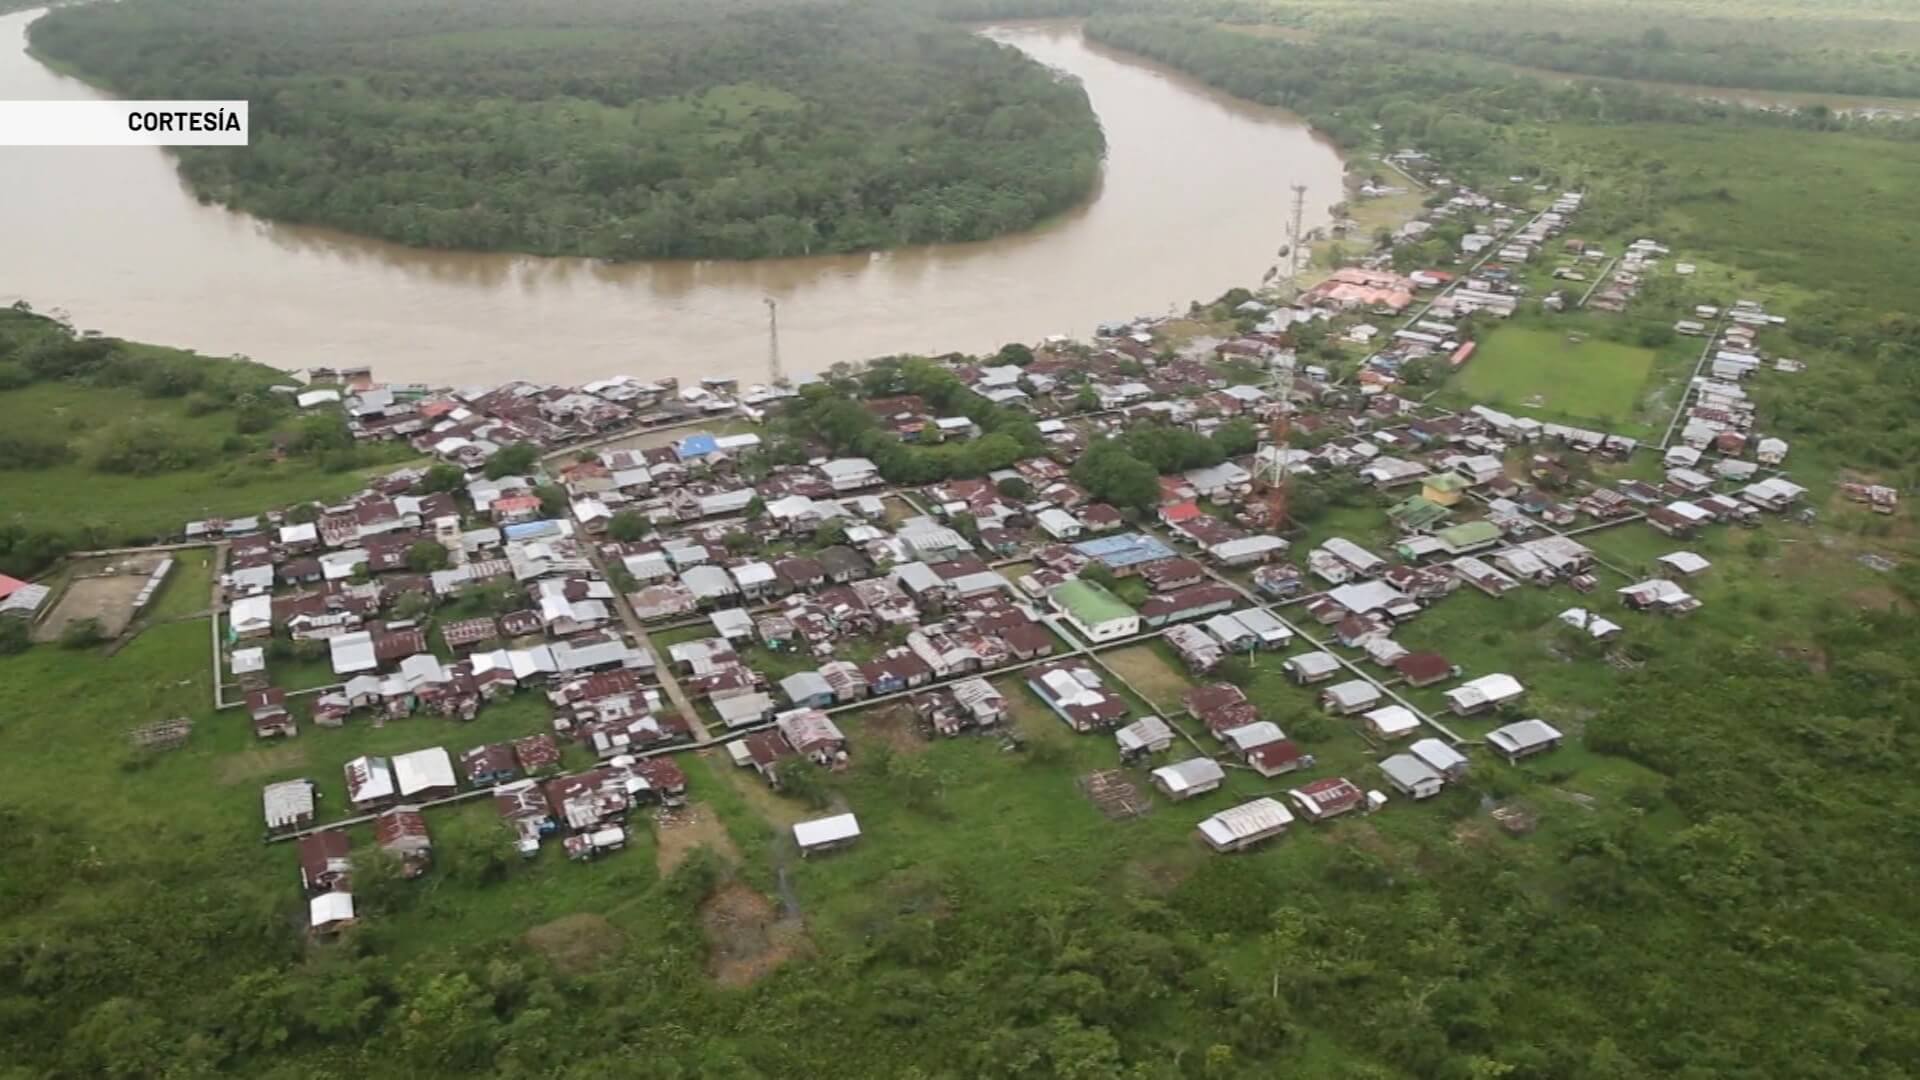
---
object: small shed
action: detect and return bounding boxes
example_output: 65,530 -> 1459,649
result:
1114,715 -> 1175,758
309,892 -> 356,936
793,812 -> 862,857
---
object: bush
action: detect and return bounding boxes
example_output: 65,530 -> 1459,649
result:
0,433 -> 74,470
606,510 -> 647,542
92,420 -> 202,475
59,617 -> 106,649
0,618 -> 30,655
406,540 -> 451,573
483,443 -> 540,479
776,760 -> 834,809
419,463 -> 465,493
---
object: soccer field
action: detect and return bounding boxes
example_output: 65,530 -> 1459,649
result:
1454,327 -> 1657,425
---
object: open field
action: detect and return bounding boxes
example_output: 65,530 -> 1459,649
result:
146,547 -> 215,622
0,379 -> 419,546
1454,325 -> 1656,425
1097,642 -> 1197,712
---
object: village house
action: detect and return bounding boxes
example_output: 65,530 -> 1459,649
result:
1619,578 -> 1702,615
263,778 -> 317,834
247,687 -> 296,739
1047,579 -> 1140,643
727,730 -> 796,786
1151,757 -> 1227,801
1362,704 -> 1422,741
461,743 -> 519,787
1138,584 -> 1239,629
344,755 -> 397,811
392,747 -> 459,801
777,708 -> 849,766
1196,798 -> 1295,853
1443,673 -> 1525,716
1166,623 -> 1225,673
296,831 -> 352,895
374,806 -> 433,876
1287,777 -> 1366,822
1486,718 -> 1565,762
1379,754 -> 1445,800
515,733 -> 563,773
1410,738 -> 1470,780
1283,651 -> 1342,685
1114,715 -> 1176,761
1321,679 -> 1383,715
1027,660 -> 1129,732
1184,683 -> 1259,739
309,892 -> 356,938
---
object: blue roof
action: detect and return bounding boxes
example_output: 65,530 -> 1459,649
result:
1073,532 -> 1175,569
502,519 -> 566,541
675,434 -> 720,460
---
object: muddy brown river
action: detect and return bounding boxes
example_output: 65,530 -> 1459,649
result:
0,13 -> 1346,386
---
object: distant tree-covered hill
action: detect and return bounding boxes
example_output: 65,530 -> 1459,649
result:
28,0 -> 1105,259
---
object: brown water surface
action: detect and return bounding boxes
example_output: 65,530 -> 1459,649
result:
0,14 -> 1346,384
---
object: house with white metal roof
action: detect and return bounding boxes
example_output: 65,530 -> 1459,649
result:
1409,738 -> 1469,779
1379,754 -> 1445,799
1486,719 -> 1564,762
1151,758 -> 1226,800
1443,673 -> 1525,716
793,812 -> 861,856
1196,798 -> 1294,852
1362,704 -> 1422,741
1321,679 -> 1382,715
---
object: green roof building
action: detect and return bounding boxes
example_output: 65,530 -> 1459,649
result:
1434,520 -> 1503,554
1048,579 -> 1142,644
1388,495 -> 1452,533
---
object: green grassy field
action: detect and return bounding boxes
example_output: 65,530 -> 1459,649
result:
0,380 -> 416,541
1455,325 -> 1657,426
146,547 -> 215,622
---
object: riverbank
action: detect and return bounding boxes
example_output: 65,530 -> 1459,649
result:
0,12 -> 1344,387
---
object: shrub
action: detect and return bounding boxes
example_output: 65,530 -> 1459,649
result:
0,618 -> 30,655
59,617 -> 106,649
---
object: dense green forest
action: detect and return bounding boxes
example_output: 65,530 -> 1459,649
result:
27,0 -> 1105,259
1300,0 -> 1920,100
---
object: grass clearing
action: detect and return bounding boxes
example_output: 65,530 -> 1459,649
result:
0,379 -> 418,541
1097,642 -> 1198,712
147,548 -> 215,622
1454,325 -> 1656,426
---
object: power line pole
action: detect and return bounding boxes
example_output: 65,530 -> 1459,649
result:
764,297 -> 782,385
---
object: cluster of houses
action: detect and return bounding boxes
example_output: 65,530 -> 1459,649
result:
226,157 -> 1844,914
222,467 -> 657,738
269,733 -> 690,935
294,363 -> 790,461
